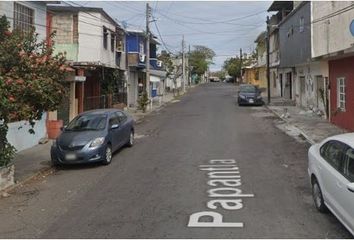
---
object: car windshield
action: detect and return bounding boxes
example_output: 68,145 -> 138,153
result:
66,114 -> 107,131
240,85 -> 257,93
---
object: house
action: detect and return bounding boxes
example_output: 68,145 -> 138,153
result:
277,1 -> 327,116
254,31 -> 267,91
48,6 -> 127,124
312,1 -> 354,130
0,1 -> 50,151
125,29 -> 165,108
267,1 -> 294,98
242,62 -> 258,86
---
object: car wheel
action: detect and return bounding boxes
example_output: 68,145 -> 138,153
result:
312,179 -> 327,213
126,130 -> 134,147
102,144 -> 112,165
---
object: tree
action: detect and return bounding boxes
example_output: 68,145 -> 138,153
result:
189,45 -> 215,76
223,51 -> 257,81
158,51 -> 183,95
0,15 -> 70,166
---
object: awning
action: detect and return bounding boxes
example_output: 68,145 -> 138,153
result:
150,69 -> 167,78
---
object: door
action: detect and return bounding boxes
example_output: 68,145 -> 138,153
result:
284,72 -> 292,99
108,113 -> 122,151
316,75 -> 324,110
299,76 -> 306,107
319,140 -> 346,215
280,73 -> 283,97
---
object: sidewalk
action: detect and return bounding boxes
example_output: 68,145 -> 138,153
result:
267,104 -> 347,144
3,87 -> 191,192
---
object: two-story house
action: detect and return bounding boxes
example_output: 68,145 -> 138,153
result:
125,29 -> 165,108
312,2 -> 354,130
278,2 -> 327,115
0,1 -> 50,151
254,31 -> 267,90
48,6 -> 127,124
267,1 -> 293,98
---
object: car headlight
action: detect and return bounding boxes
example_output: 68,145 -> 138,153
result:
90,137 -> 105,148
239,95 -> 246,99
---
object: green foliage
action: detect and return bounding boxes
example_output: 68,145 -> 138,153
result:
158,51 -> 174,78
101,68 -> 124,95
0,124 -> 15,167
189,45 -> 215,76
137,91 -> 150,113
0,15 -> 69,166
223,52 -> 257,79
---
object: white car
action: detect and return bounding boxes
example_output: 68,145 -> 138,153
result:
308,133 -> 354,236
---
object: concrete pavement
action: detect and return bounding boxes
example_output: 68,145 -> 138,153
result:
0,83 -> 351,238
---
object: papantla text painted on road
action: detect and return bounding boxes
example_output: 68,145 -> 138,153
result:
188,159 -> 254,228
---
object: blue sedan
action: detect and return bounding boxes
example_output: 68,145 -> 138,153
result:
51,109 -> 135,166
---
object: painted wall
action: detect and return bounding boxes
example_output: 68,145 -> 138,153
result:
78,11 -> 116,68
329,56 -> 354,131
0,1 -> 47,41
312,1 -> 354,58
279,2 -> 311,68
6,113 -> 47,152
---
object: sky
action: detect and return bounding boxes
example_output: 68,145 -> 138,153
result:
67,1 -> 271,71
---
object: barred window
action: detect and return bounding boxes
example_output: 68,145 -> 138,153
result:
13,2 -> 34,34
337,77 -> 346,111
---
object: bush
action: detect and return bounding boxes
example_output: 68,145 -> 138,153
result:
137,91 -> 150,113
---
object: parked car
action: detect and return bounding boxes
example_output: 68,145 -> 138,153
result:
51,109 -> 134,166
308,133 -> 354,236
237,84 -> 263,106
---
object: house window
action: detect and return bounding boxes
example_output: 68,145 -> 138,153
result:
299,17 -> 305,33
337,77 -> 346,111
13,2 -> 34,34
111,33 -> 115,52
103,26 -> 108,49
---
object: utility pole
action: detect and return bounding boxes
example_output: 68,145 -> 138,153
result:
188,44 -> 191,86
240,48 -> 243,83
146,3 -> 151,98
182,35 -> 186,93
266,16 -> 271,104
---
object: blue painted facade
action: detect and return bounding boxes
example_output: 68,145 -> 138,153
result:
126,31 -> 162,70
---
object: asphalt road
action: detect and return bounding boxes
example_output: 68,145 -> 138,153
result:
0,83 -> 351,238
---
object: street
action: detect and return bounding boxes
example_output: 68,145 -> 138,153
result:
0,83 -> 351,238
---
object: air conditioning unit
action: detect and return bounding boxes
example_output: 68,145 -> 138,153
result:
139,54 -> 146,62
157,60 -> 162,67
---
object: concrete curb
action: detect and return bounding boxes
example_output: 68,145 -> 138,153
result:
265,105 -> 316,145
0,165 -> 54,196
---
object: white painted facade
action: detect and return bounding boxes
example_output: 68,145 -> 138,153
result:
311,1 -> 354,58
0,1 -> 47,41
77,11 -> 117,68
294,61 -> 328,115
0,1 -> 48,151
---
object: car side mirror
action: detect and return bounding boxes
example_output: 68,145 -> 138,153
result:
60,125 -> 67,131
111,124 -> 120,129
347,182 -> 354,193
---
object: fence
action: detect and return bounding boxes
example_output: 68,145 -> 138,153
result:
84,93 -> 127,111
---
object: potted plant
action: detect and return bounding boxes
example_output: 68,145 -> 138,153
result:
137,91 -> 150,113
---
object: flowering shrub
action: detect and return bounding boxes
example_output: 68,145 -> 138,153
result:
0,15 -> 69,166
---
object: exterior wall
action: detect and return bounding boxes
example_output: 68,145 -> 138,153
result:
270,68 -> 281,97
78,11 -> 116,68
0,1 -> 47,41
278,68 -> 296,100
279,2 -> 311,68
6,113 -> 47,152
329,56 -> 354,131
295,61 -> 327,112
51,12 -> 78,61
312,1 -> 354,58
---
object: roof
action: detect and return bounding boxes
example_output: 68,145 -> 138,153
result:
255,31 -> 266,43
267,1 -> 293,12
277,1 -> 308,27
126,29 -> 160,45
325,133 -> 354,149
47,5 -> 121,29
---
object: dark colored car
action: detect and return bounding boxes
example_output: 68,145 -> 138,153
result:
51,109 -> 134,166
237,84 -> 263,106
